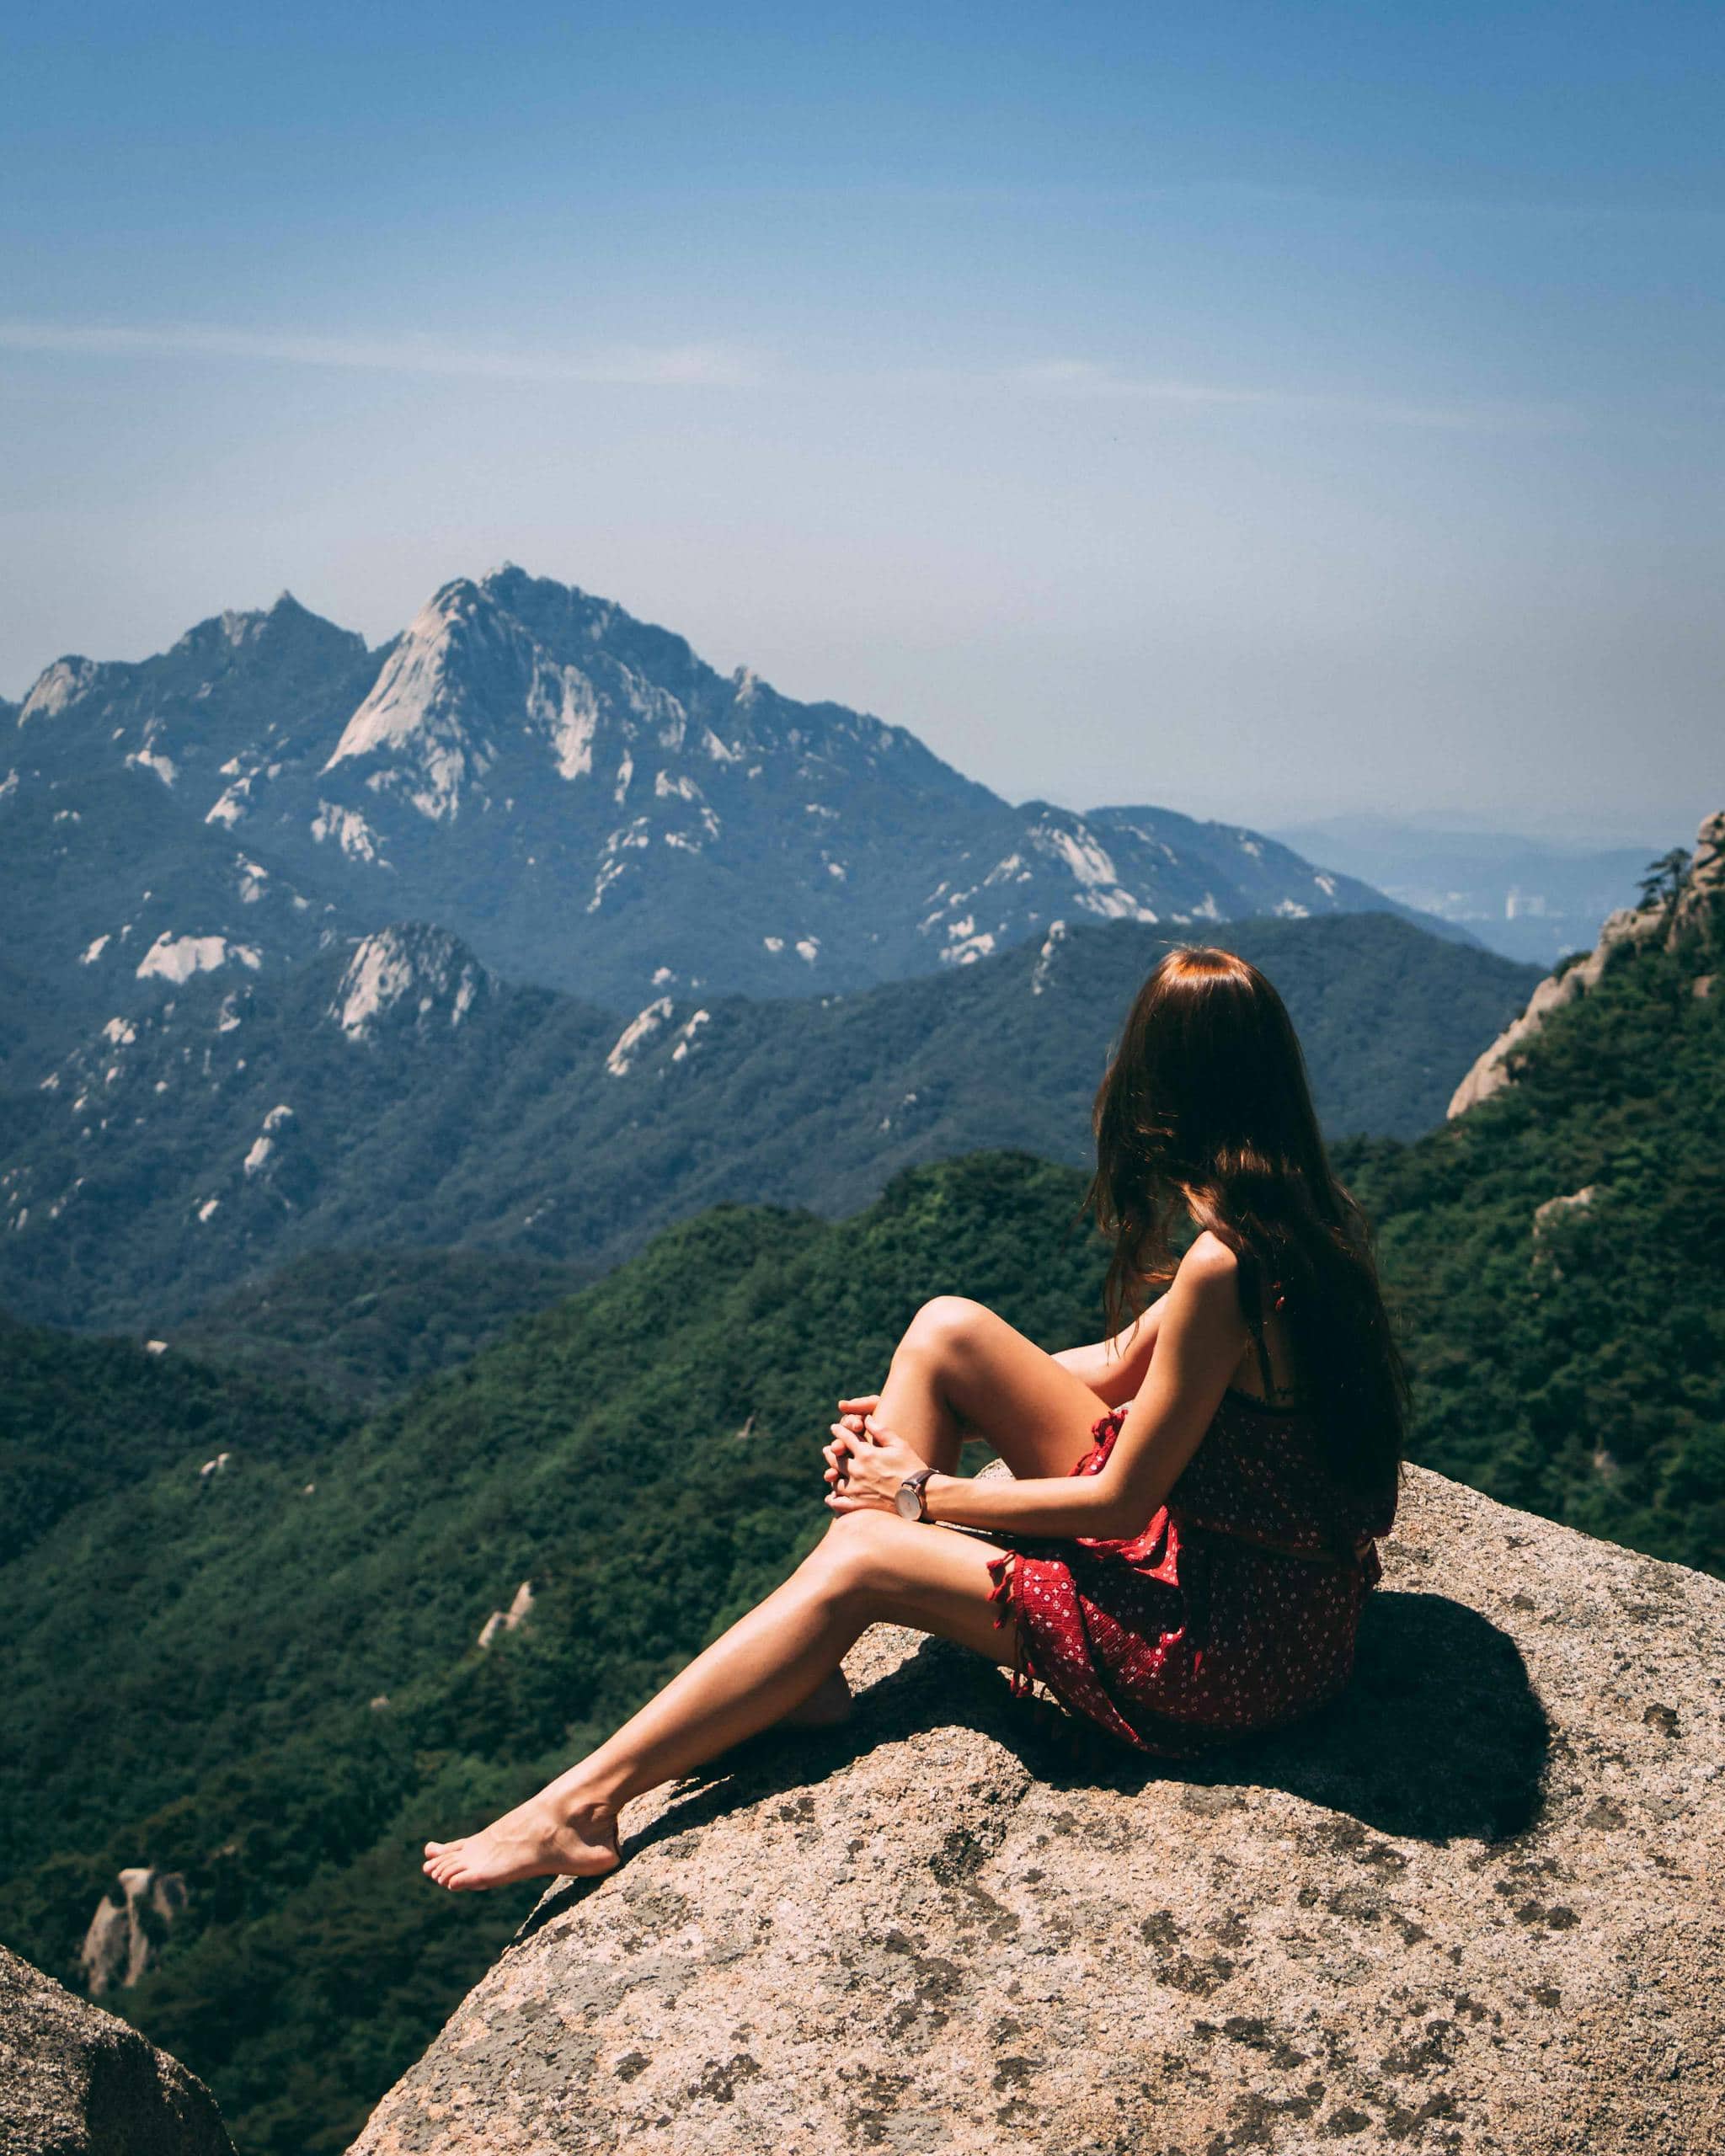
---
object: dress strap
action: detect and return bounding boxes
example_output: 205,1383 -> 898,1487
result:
1236,1251 -> 1286,1401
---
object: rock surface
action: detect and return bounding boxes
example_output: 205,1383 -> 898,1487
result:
0,1941 -> 234,2155
1673,808 -> 1725,944
353,1465 -> 1722,2156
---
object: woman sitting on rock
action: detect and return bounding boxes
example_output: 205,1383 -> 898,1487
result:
424,946 -> 1407,1892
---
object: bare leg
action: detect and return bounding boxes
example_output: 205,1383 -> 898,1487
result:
805,1303 -> 1104,1726
790,1305 -> 1098,1729
425,1298 -> 1102,1892
870,1296 -> 1110,1476
423,1511 -> 1016,1892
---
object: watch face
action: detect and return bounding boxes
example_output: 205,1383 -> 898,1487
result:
895,1480 -> 921,1519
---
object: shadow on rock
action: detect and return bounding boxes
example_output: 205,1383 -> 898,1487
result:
1225,1588 -> 1552,1842
516,1588 -> 1548,1945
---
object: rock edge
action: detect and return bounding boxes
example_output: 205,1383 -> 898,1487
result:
0,1940 -> 235,2156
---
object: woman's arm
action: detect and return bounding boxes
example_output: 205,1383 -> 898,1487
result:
1050,1300 -> 1166,1406
829,1239 -> 1246,1540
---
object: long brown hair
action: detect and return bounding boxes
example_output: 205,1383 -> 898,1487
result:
1083,945 -> 1406,1497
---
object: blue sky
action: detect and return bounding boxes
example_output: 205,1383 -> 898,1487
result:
3,2 -> 1720,837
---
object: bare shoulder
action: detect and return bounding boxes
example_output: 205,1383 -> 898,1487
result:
1156,1232 -> 1250,1372
1173,1230 -> 1239,1296
1163,1234 -> 1245,1333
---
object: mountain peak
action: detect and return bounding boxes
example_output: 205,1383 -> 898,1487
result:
319,587 -> 489,816
164,604 -> 278,658
425,574 -> 485,616
158,592 -> 364,670
318,569 -> 702,823
476,561 -> 542,601
8,569 -> 1446,1014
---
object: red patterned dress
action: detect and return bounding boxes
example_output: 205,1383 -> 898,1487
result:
983,1390 -> 1395,1757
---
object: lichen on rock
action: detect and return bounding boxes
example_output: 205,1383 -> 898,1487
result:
352,1463 -> 1722,2155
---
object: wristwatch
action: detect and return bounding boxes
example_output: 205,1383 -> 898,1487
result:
895,1467 -> 937,1522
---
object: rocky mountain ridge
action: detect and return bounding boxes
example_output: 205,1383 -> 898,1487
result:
351,1462 -> 1724,2156
3,565 -> 1454,1017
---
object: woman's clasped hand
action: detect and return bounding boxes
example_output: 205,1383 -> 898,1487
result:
823,1393 -> 931,1513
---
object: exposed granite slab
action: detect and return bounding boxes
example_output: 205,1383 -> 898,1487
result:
351,1465 -> 1723,2155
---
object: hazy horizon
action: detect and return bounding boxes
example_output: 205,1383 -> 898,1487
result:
5,3 -> 1719,846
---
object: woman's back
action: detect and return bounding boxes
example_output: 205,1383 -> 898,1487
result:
1161,1385 -> 1397,1559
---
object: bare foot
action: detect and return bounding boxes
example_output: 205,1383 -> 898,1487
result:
422,1792 -> 621,1892
779,1668 -> 853,1728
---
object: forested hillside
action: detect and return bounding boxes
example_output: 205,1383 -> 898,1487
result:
175,1248 -> 586,1406
1343,822 -> 1725,1576
0,1307 -> 350,1567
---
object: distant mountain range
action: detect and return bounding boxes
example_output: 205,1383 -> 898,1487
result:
0,910 -> 1537,1334
3,567 -> 1462,1038
1271,814 -> 1658,966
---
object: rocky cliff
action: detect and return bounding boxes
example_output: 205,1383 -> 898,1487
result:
0,1942 -> 234,2155
351,1464 -> 1722,2155
1448,807 -> 1722,1118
